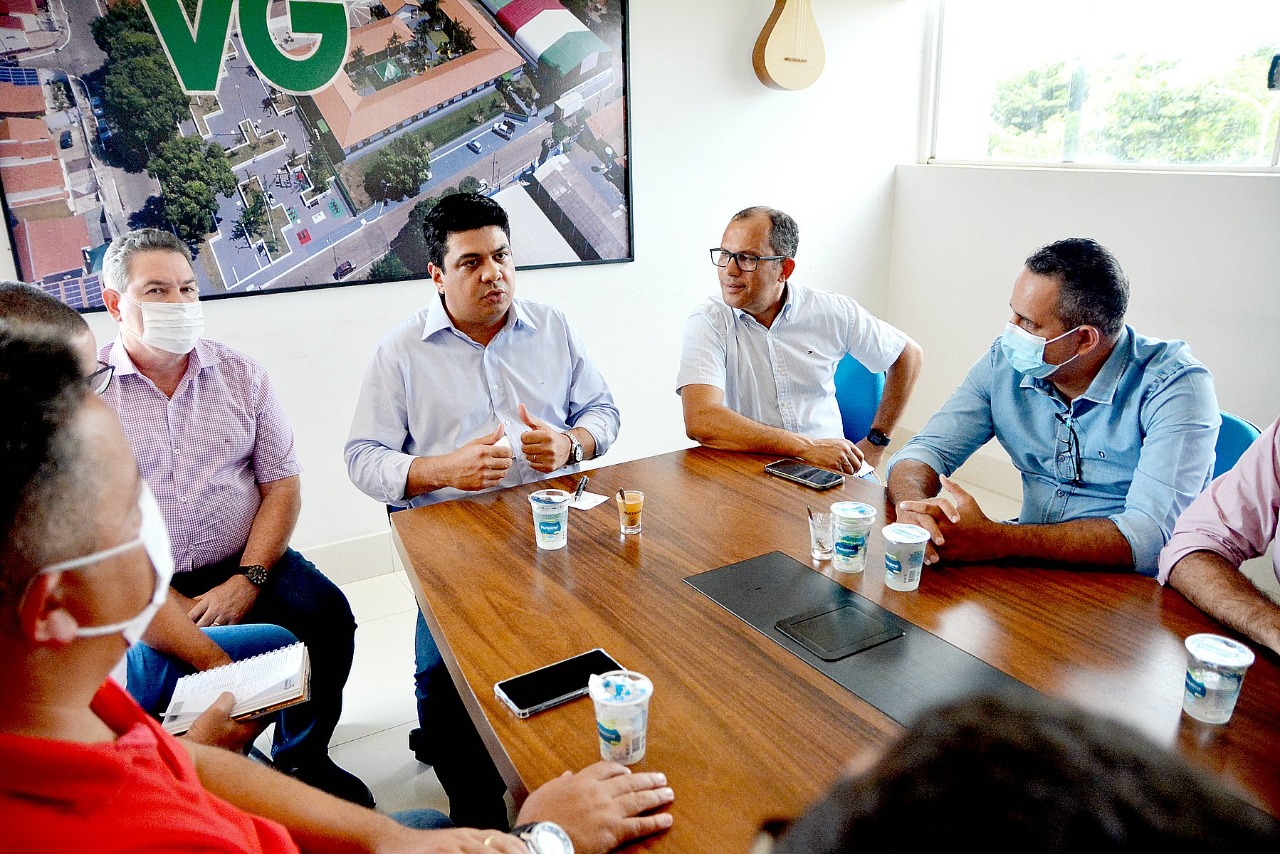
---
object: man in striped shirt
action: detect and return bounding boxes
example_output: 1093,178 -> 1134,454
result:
97,229 -> 373,807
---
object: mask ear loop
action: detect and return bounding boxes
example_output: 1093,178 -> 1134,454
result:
1037,326 -> 1089,379
19,537 -> 148,636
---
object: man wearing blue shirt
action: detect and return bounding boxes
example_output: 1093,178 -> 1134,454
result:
887,238 -> 1218,576
678,206 -> 922,473
345,193 -> 620,829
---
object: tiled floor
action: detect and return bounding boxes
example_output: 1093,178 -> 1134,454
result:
256,570 -> 451,816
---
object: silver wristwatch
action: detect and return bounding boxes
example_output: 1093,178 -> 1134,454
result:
511,822 -> 573,854
565,431 -> 584,464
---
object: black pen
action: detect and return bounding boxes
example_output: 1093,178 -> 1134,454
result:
574,476 -> 589,502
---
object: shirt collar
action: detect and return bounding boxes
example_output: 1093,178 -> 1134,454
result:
421,295 -> 535,343
1076,325 -> 1132,405
731,283 -> 795,325
108,336 -> 216,378
1019,326 -> 1133,406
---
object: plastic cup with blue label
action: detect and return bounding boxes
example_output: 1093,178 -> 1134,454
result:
830,502 -> 876,573
588,670 -> 653,765
1182,633 -> 1255,724
528,489 -> 571,550
882,523 -> 931,591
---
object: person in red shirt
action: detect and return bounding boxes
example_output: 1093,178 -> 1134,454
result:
0,327 -> 674,853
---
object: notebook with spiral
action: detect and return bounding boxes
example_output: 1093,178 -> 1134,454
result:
161,642 -> 310,735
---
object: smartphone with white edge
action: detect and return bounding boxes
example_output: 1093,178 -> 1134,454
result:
764,459 -> 845,490
494,648 -> 622,719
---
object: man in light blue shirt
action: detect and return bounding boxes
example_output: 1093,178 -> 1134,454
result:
887,238 -> 1218,577
345,295 -> 618,509
678,206 -> 922,473
344,193 -> 619,830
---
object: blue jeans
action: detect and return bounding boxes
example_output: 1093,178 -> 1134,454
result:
391,809 -> 452,830
169,548 -> 357,770
415,609 -> 508,829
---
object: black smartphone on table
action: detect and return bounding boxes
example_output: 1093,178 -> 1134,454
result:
764,459 -> 845,490
494,648 -> 622,718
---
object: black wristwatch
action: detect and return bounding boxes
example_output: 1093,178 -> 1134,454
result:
511,822 -> 574,854
866,428 -> 891,448
565,431 -> 584,464
240,564 -> 269,586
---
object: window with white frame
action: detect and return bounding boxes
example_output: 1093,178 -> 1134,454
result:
930,1 -> 1280,168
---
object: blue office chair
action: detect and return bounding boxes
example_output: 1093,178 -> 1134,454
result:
834,354 -> 886,443
1214,411 -> 1261,478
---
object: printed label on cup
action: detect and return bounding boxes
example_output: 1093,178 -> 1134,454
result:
882,523 -> 930,592
1182,633 -> 1255,724
588,670 -> 653,766
529,489 -> 570,550
830,502 -> 876,573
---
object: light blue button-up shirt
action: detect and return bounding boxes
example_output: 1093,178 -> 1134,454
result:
345,296 -> 620,508
676,284 -> 907,439
887,326 -> 1219,575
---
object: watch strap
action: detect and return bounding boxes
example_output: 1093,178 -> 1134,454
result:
565,431 -> 584,464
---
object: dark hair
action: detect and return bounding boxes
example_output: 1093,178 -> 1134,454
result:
731,206 -> 799,258
1025,238 -> 1129,338
0,328 -> 92,600
772,692 -> 1279,853
0,280 -> 91,348
421,192 -> 511,268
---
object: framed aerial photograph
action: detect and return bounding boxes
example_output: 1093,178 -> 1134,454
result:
0,0 -> 632,309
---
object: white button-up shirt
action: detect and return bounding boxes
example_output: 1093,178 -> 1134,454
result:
676,284 -> 908,439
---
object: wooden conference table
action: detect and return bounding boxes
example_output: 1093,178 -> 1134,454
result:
392,448 -> 1280,852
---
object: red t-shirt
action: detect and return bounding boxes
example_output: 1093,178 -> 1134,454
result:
0,679 -> 299,853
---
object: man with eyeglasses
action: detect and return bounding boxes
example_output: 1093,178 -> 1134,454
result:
677,206 -> 922,474
887,238 -> 1218,576
0,280 -> 310,752
96,230 -> 373,807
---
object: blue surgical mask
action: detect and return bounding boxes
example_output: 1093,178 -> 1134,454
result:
35,483 -> 174,646
1000,322 -> 1082,379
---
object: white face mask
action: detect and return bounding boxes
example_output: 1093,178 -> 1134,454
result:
122,294 -> 204,355
36,483 -> 174,647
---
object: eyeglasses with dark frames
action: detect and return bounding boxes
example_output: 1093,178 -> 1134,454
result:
86,361 -> 114,396
709,248 -> 787,272
1054,412 -> 1084,486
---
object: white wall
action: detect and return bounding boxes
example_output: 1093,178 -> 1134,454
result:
40,0 -> 928,574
